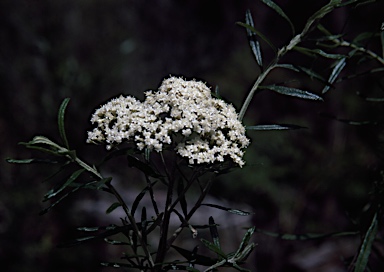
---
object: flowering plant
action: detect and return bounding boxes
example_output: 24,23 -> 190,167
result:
6,0 -> 384,271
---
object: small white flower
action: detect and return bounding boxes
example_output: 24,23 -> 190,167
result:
87,76 -> 250,167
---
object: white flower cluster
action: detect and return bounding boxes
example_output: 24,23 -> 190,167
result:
87,77 -> 250,167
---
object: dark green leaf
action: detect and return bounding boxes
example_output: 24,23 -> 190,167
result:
127,155 -> 162,178
145,212 -> 163,235
245,10 -> 263,68
106,202 -> 121,214
256,228 -> 359,240
261,85 -> 323,101
40,187 -> 81,215
101,262 -> 138,268
6,158 -> 59,164
354,213 -> 378,272
131,180 -> 157,216
236,22 -> 276,53
319,113 -> 382,126
246,124 -> 306,131
58,98 -> 70,149
82,177 -> 112,190
201,239 -> 227,259
172,245 -> 216,266
202,203 -> 254,216
59,224 -> 133,247
104,238 -> 130,245
44,169 -> 85,200
261,0 -> 295,35
235,227 -> 255,257
294,46 -> 346,59
303,0 -> 342,35
209,216 -> 221,259
141,207 -> 148,245
276,63 -> 300,72
322,58 -> 346,94
276,64 -> 328,85
177,178 -> 188,217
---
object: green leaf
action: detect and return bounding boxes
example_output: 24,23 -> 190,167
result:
106,202 -> 121,214
5,158 -> 59,164
127,155 -> 162,178
202,203 -> 253,216
256,228 -> 359,240
58,98 -> 71,149
276,64 -> 328,85
234,227 -> 255,258
104,238 -> 130,245
172,245 -> 216,266
260,0 -> 295,35
294,46 -> 346,59
319,113 -> 381,126
131,180 -> 157,216
59,224 -> 133,247
208,217 -> 221,259
145,212 -> 163,235
381,24 -> 384,58
354,213 -> 378,272
177,178 -> 188,217
302,0 -> 342,35
246,124 -> 306,131
261,85 -> 323,101
24,136 -> 62,150
245,10 -> 263,68
40,187 -> 81,215
322,58 -> 346,94
44,169 -> 85,200
201,239 -> 227,259
236,22 -> 276,53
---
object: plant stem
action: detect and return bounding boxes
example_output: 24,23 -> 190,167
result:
167,178 -> 214,247
238,0 -> 340,121
155,153 -> 175,268
74,156 -> 156,270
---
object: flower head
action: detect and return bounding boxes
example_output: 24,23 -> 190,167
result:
87,76 -> 250,166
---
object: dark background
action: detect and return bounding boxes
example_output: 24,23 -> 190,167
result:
1,0 -> 384,271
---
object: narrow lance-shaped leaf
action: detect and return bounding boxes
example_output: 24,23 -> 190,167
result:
354,213 -> 378,272
261,0 -> 295,35
127,155 -> 162,178
235,227 -> 255,257
202,203 -> 253,216
131,180 -> 157,216
6,158 -> 59,164
245,10 -> 263,68
322,58 -> 346,94
171,245 -> 216,266
276,64 -> 328,85
302,0 -> 342,35
200,239 -> 227,259
236,22 -> 276,53
40,186 -> 81,215
261,85 -> 323,101
177,177 -> 188,217
294,46 -> 346,59
208,216 -> 222,260
246,124 -> 306,131
106,202 -> 121,214
256,228 -> 359,240
44,169 -> 85,200
58,98 -> 71,149
381,22 -> 384,58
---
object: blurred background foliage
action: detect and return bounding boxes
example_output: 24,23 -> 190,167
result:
1,0 -> 384,271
